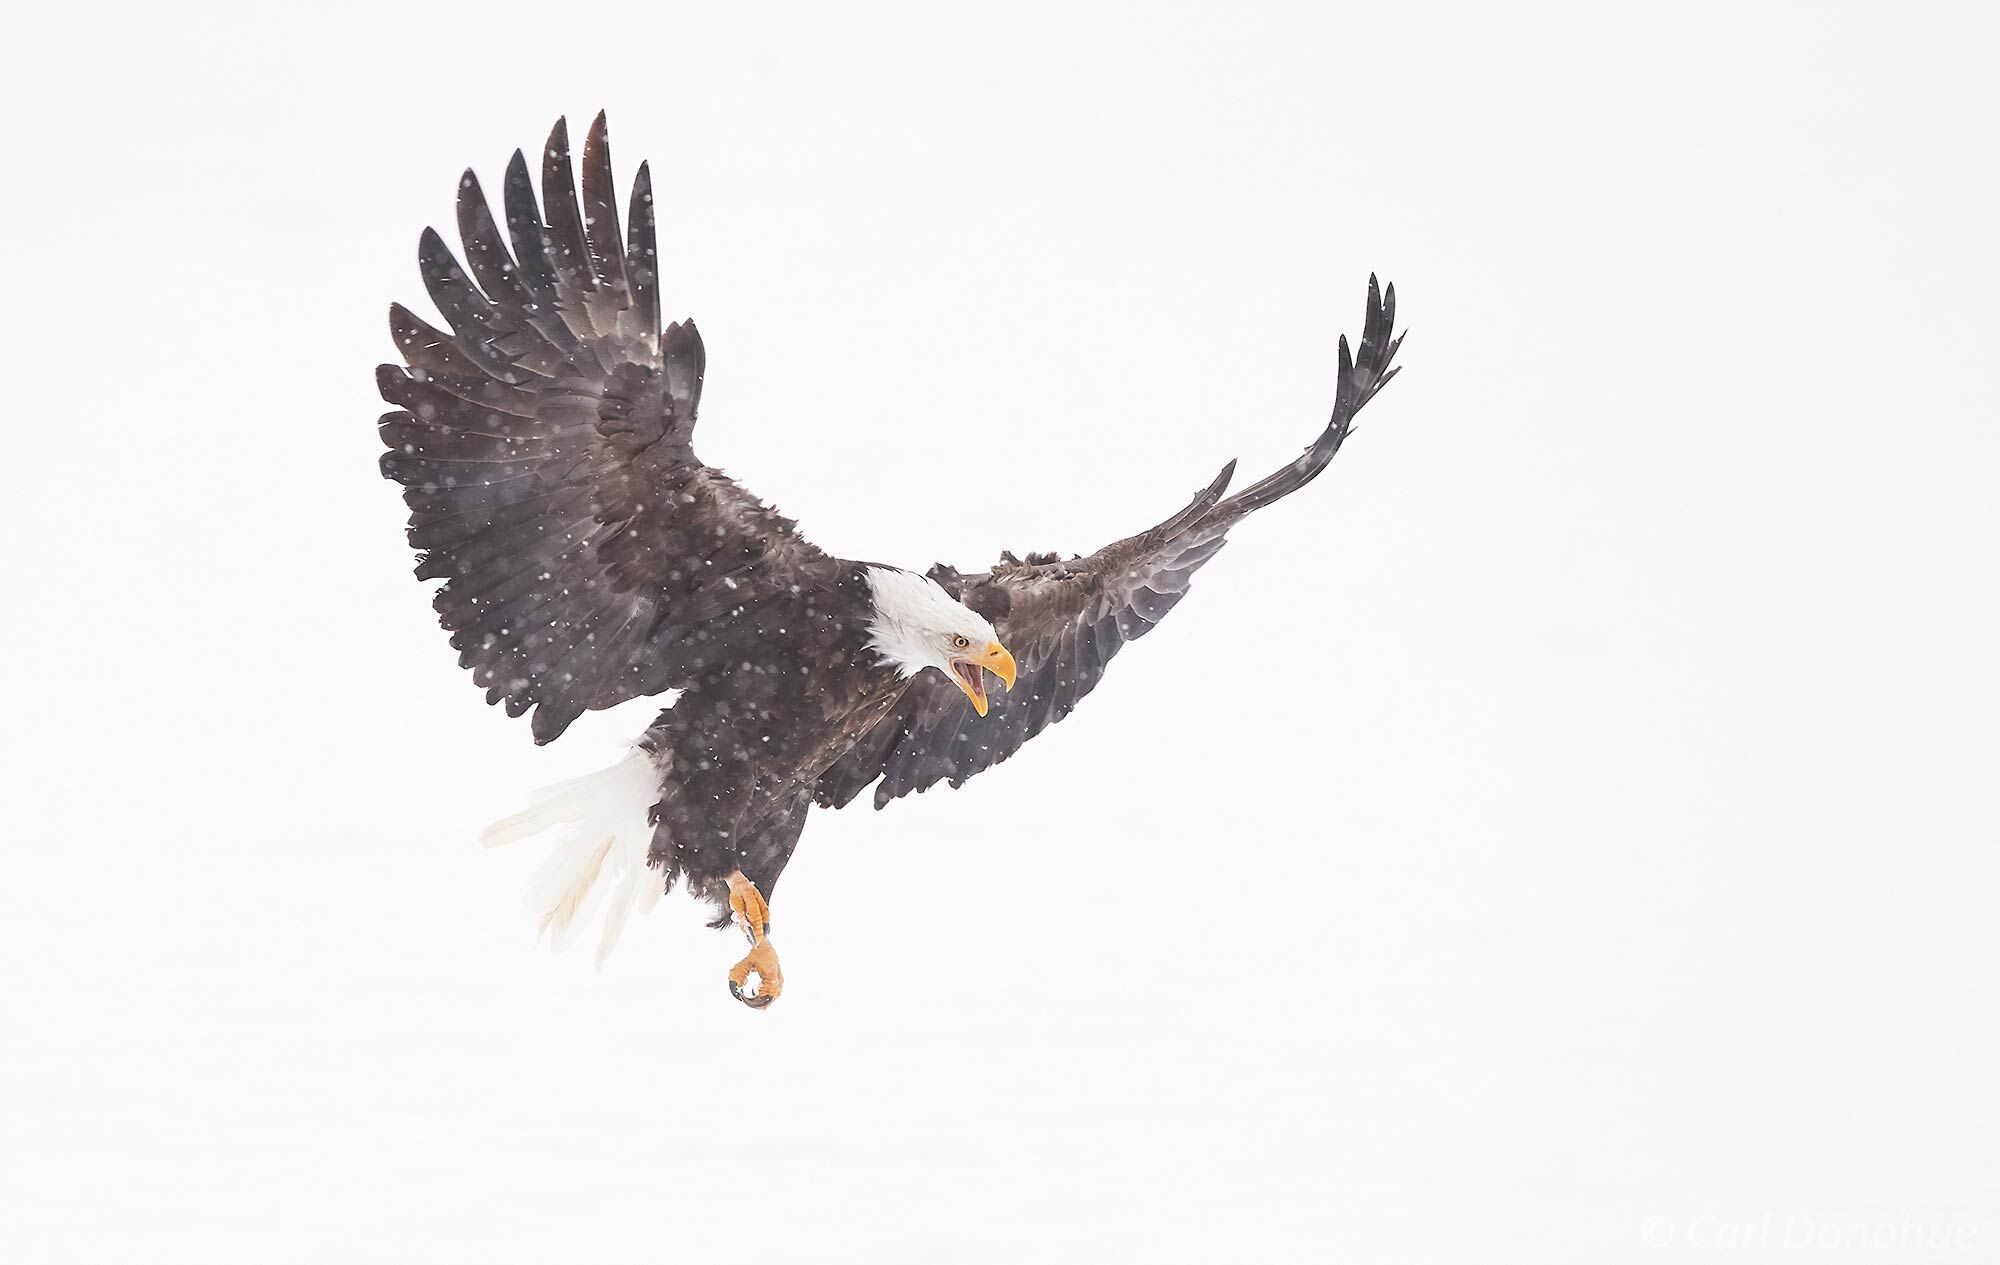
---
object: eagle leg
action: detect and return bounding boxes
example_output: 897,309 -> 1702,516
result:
725,871 -> 784,1009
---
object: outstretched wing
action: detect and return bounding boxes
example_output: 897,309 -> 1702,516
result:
378,114 -> 846,743
816,276 -> 1402,810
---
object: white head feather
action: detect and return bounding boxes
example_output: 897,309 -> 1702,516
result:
863,565 -> 999,679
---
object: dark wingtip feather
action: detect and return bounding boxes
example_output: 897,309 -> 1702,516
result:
1200,273 -> 1404,520
455,168 -> 526,308
580,110 -> 627,293
627,160 -> 660,345
541,114 -> 596,303
502,148 -> 558,303
388,300 -> 435,336
1193,459 -> 1237,514
530,704 -> 567,744
1143,458 -> 1238,544
387,301 -> 475,378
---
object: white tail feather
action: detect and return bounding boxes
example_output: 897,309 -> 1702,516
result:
481,748 -> 663,965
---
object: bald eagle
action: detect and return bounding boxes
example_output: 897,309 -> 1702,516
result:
379,114 -> 1402,1007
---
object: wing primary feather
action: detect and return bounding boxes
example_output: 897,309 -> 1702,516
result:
1206,276 -> 1403,521
1150,460 -> 1235,544
626,160 -> 661,354
455,170 -> 532,313
417,228 -> 537,384
501,149 -> 563,317
458,168 -> 571,369
388,302 -> 481,382
580,111 -> 630,306
539,117 -> 600,341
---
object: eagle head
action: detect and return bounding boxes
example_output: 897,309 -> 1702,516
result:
862,566 -> 1018,715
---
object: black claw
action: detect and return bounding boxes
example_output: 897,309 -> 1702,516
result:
728,979 -> 773,1009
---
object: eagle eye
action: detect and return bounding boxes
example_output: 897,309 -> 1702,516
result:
951,634 -> 971,650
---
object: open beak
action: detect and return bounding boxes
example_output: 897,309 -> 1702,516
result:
948,640 -> 1017,717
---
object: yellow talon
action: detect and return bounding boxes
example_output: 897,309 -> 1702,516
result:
727,938 -> 784,1009
724,871 -> 782,1009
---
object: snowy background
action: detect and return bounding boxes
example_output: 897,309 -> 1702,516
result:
5,3 -> 1997,1261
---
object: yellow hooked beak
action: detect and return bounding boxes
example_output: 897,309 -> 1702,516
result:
948,640 -> 1017,717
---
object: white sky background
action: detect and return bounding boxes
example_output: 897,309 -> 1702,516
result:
3,1 -> 1996,1260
